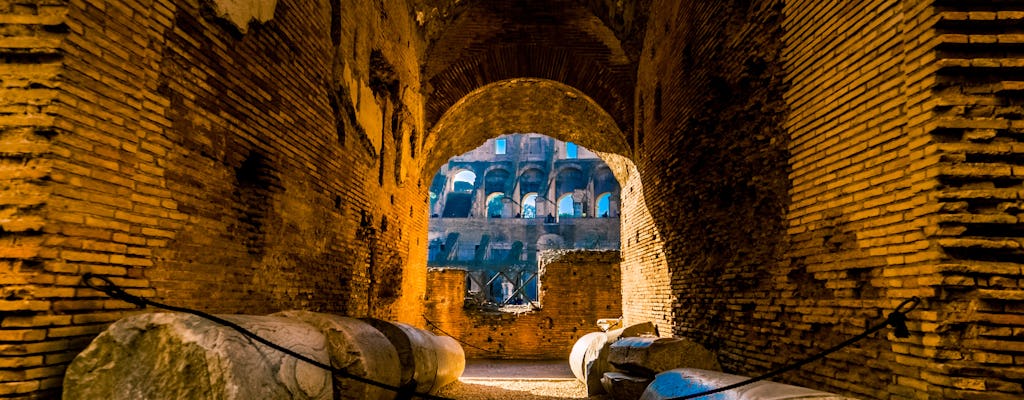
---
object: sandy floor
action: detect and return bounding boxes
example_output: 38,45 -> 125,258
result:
435,359 -> 594,400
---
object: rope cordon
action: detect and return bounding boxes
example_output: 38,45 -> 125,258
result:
82,273 -> 920,400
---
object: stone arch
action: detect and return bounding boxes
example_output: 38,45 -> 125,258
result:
422,1 -> 636,132
419,76 -> 664,334
450,169 -> 477,193
517,167 -> 546,196
422,79 -> 632,184
483,167 -> 512,195
554,167 -> 586,206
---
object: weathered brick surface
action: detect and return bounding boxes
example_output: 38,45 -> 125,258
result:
2,0 -> 432,397
2,0 -> 1023,398
627,1 -> 953,399
423,250 -> 621,359
1,1 -> 68,398
926,3 -> 1024,399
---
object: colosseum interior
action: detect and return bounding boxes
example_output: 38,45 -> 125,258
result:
1,0 -> 1023,398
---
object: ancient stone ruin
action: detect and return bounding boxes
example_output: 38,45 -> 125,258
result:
2,0 -> 1023,398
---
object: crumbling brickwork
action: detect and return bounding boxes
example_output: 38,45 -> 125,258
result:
1,1 -> 432,397
423,250 -> 621,359
927,4 -> 1024,398
2,0 -> 1024,398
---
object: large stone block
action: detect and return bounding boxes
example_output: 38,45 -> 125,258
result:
640,368 -> 858,400
361,318 -> 465,394
609,336 -> 721,377
274,311 -> 401,400
568,322 -> 657,395
63,312 -> 332,400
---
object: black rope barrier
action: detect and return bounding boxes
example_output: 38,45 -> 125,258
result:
423,315 -> 503,355
81,273 -> 453,400
667,296 -> 921,400
83,273 -> 920,400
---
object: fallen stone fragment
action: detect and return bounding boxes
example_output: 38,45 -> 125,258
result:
569,321 -> 658,395
601,372 -> 653,400
63,312 -> 332,400
361,318 -> 466,394
608,336 -> 721,377
640,368 -> 859,400
275,311 -> 401,400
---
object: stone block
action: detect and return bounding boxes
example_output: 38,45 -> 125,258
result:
640,368 -> 858,400
601,372 -> 653,400
569,322 -> 658,395
274,311 -> 401,400
361,318 -> 465,394
609,336 -> 721,377
63,312 -> 332,400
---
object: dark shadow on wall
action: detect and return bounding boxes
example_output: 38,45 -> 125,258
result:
640,0 -> 791,370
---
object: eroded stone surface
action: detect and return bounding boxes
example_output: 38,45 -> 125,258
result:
609,336 -> 720,377
63,312 -> 331,400
361,318 -> 466,394
569,322 -> 658,395
274,311 -> 401,400
601,372 -> 652,400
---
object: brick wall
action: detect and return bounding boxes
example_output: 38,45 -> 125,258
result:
627,0 -> 937,398
0,0 -> 433,397
423,250 -> 621,359
0,1 -> 68,396
927,4 -> 1024,399
619,163 -> 673,336
3,0 -> 1024,398
625,1 -> 1021,399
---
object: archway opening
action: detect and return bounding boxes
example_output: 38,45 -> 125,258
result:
425,133 -> 622,308
417,79 -> 666,362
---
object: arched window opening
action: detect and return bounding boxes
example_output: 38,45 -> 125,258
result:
597,192 -> 611,218
518,168 -> 545,195
557,193 -> 575,219
522,193 -> 538,219
453,170 -> 476,193
427,133 -> 622,316
484,169 -> 511,194
487,193 -> 505,218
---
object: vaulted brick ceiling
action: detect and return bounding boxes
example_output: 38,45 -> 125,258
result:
418,0 -> 647,136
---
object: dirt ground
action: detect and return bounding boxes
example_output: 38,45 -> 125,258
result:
436,359 -> 595,400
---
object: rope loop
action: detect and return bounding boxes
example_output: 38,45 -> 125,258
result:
886,296 -> 920,339
82,273 -> 148,308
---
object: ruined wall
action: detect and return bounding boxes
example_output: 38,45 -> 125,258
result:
629,0 -> 1023,399
927,4 -> 1024,399
0,0 -> 432,398
781,1 -> 940,397
423,250 -> 621,359
0,1 -> 68,396
630,0 -> 913,398
428,217 -> 621,256
619,164 -> 673,335
628,0 -> 792,376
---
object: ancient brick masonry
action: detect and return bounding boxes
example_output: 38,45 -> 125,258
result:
928,5 -> 1024,398
423,250 -> 622,359
2,0 -> 1024,399
1,1 -> 75,396
1,0 -> 431,397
